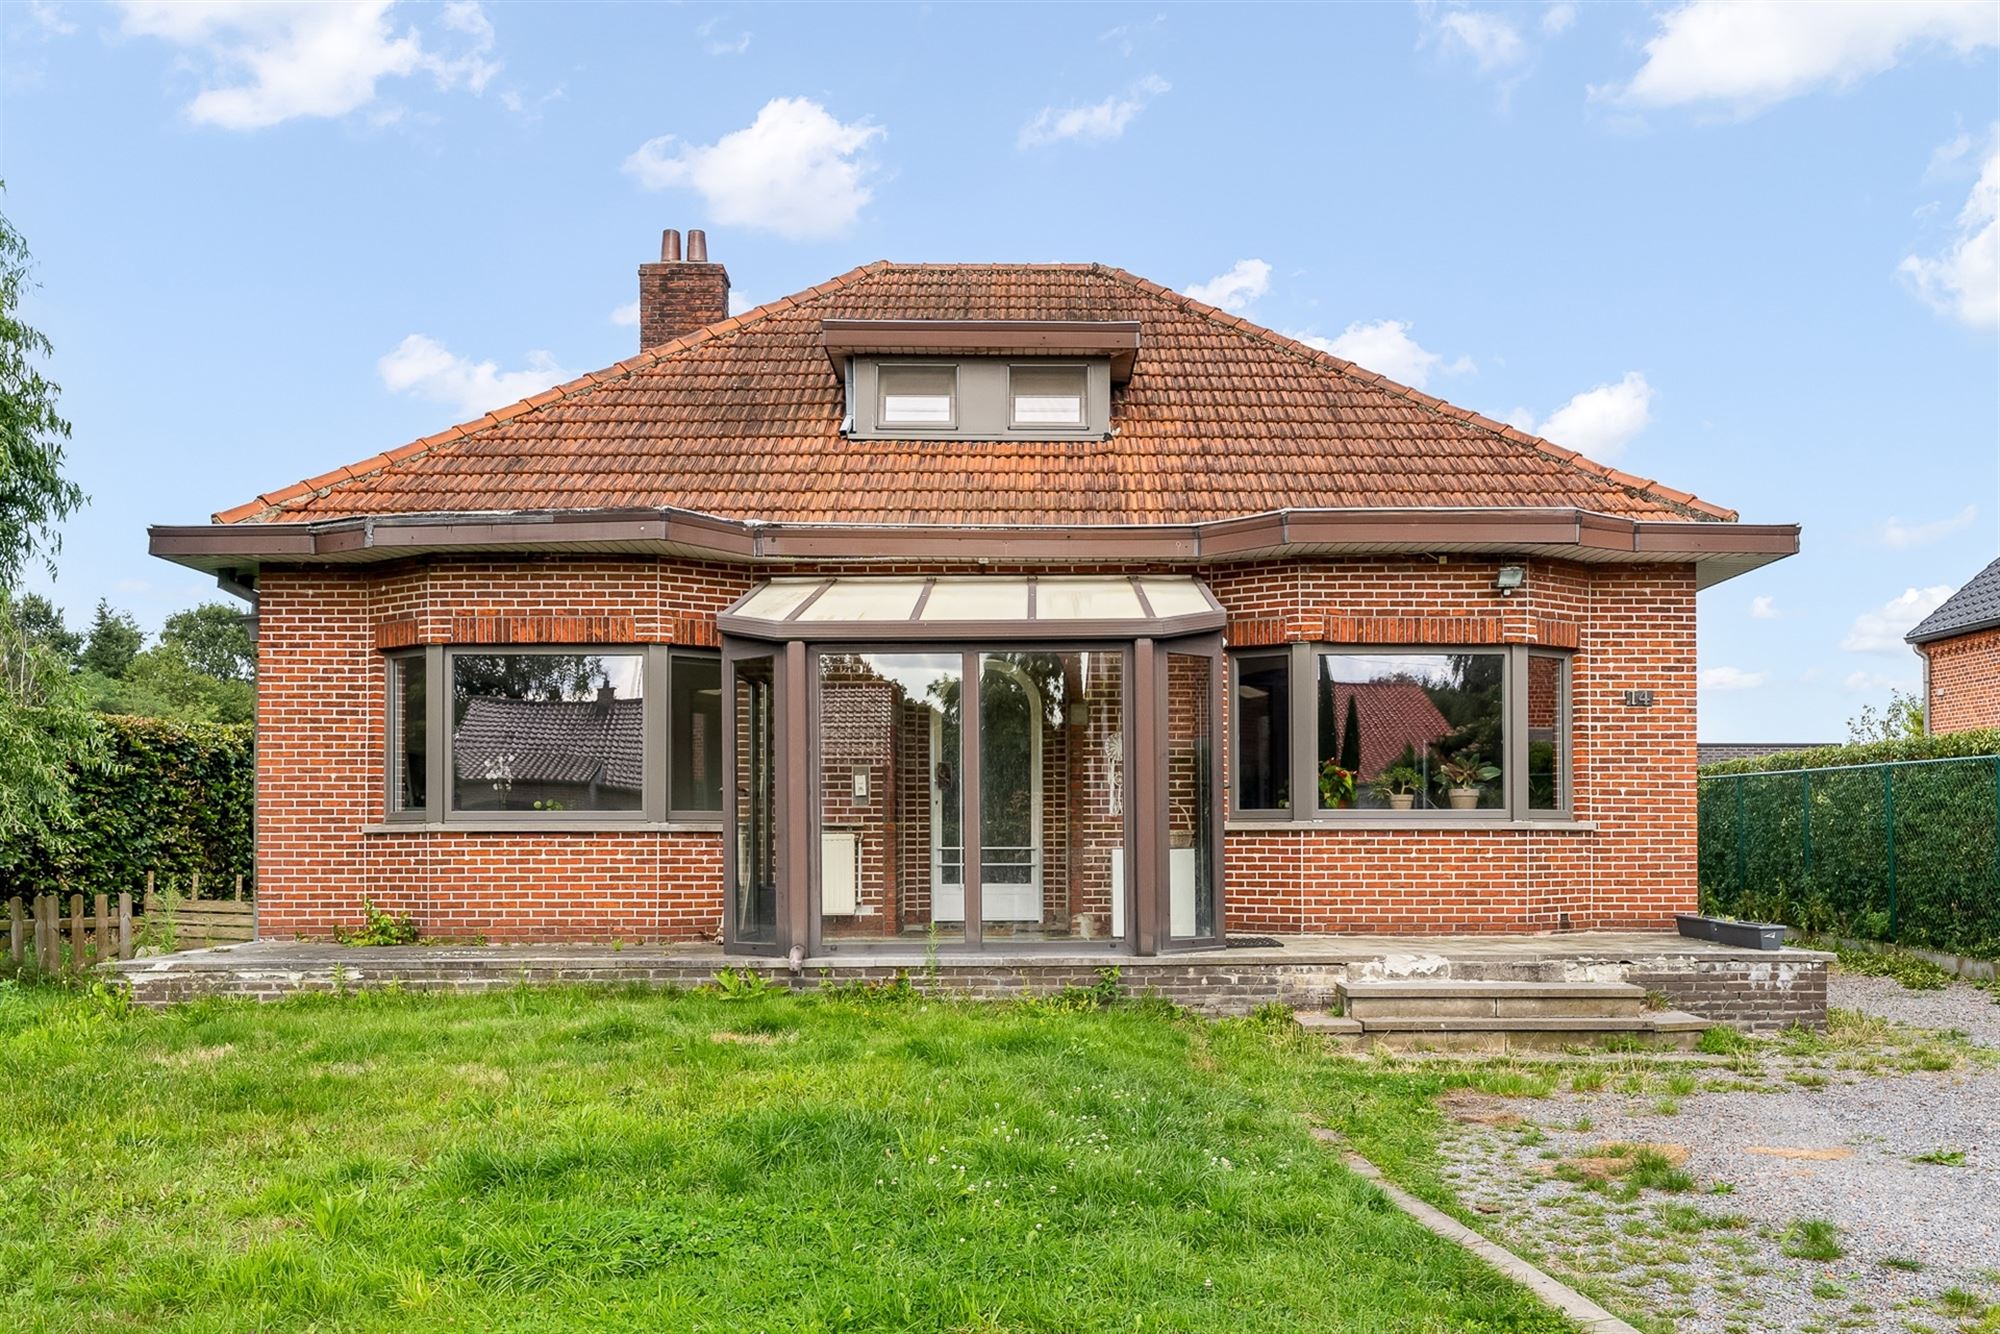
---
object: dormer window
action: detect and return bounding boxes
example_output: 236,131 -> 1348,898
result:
878,364 -> 956,427
1010,365 -> 1086,428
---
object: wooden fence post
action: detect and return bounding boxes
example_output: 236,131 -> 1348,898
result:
190,871 -> 201,901
118,892 -> 134,960
68,893 -> 85,974
8,897 -> 21,965
35,895 -> 55,973
235,875 -> 244,902
145,870 -> 156,914
94,893 -> 110,963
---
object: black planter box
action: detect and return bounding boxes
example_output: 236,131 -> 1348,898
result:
1677,913 -> 1785,950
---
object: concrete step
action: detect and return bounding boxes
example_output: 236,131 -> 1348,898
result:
1338,979 -> 1649,1021
1295,1005 -> 1711,1055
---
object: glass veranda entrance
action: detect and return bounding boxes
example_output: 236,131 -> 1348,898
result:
717,577 -> 1225,957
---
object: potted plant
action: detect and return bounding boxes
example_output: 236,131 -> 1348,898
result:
1436,751 -> 1499,811
1370,765 -> 1422,811
1318,759 -> 1356,810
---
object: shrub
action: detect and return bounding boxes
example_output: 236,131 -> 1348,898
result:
1700,730 -> 2000,777
0,714 -> 252,899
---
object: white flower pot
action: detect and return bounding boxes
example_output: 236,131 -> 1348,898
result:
1448,787 -> 1480,811
1387,793 -> 1416,811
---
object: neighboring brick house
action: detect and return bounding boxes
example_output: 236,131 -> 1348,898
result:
1906,555 -> 2000,735
150,229 -> 1799,957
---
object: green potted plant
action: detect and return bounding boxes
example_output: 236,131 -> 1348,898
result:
1369,765 -> 1422,811
1436,751 -> 1499,811
1318,758 -> 1356,810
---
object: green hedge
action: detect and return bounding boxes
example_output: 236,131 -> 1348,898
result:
1699,749 -> 2000,958
1701,729 -> 2000,776
0,714 -> 253,899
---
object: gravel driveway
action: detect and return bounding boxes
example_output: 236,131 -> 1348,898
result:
1434,979 -> 2000,1332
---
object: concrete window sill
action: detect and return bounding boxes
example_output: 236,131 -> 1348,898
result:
362,820 -> 724,836
1224,818 -> 1597,834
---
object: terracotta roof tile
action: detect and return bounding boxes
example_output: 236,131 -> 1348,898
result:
218,262 -> 1740,526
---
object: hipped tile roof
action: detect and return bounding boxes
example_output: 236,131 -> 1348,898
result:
218,263 -> 1737,526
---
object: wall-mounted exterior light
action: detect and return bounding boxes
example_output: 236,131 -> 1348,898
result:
1496,565 -> 1526,596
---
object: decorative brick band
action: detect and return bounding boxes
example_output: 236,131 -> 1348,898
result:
375,617 -> 421,650
1225,616 -> 1287,647
1324,613 -> 1505,645
449,614 -> 640,645
1533,616 -> 1581,649
672,611 -> 721,648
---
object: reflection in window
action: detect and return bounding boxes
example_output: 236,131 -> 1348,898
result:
671,654 -> 723,813
1527,654 -> 1566,811
390,654 -> 427,814
1315,652 -> 1505,812
1232,653 -> 1290,811
450,653 -> 645,813
734,656 -> 778,945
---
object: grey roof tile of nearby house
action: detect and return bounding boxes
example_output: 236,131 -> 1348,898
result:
1906,555 -> 2000,644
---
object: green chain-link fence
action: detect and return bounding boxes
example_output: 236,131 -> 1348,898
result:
1698,754 -> 2000,958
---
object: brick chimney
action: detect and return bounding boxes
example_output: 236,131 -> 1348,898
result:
637,228 -> 730,350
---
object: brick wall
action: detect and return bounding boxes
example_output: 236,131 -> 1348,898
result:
255,554 -> 1699,943
1921,627 -> 2000,734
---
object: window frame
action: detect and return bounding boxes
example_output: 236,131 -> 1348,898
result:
1007,362 -> 1090,432
1228,647 -> 1295,817
1225,642 -> 1574,824
876,362 -> 959,430
381,644 -> 724,828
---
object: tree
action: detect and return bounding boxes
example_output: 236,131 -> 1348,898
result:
80,599 -> 143,678
0,192 -> 85,588
0,592 -> 109,855
1337,691 -> 1362,775
9,591 -> 79,667
162,602 -> 255,682
1846,688 -> 1925,744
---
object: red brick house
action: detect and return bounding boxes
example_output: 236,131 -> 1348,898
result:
151,231 -> 1798,958
1907,555 -> 2000,734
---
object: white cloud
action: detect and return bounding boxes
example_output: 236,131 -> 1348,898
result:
728,290 -> 755,316
1604,1 -> 1999,115
1749,595 -> 1779,620
1426,7 -> 1527,72
1900,135 -> 2000,328
1541,3 -> 1577,36
696,16 -> 749,55
1843,670 -> 1919,692
1507,371 -> 1655,462
1287,319 -> 1475,390
623,97 -> 883,241
1018,74 -> 1169,148
1701,666 -> 1767,690
117,0 -> 499,130
1185,259 -> 1271,314
27,1 -> 75,37
1880,503 -> 1979,547
1841,584 -> 1955,653
377,334 -> 571,420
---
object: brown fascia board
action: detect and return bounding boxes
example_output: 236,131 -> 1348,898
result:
820,319 -> 1142,382
148,507 -> 1800,581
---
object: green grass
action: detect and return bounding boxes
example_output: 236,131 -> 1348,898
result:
0,980 -> 1576,1333
1780,1218 -> 1846,1262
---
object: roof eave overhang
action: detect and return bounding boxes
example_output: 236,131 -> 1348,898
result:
1907,616 -> 2000,647
820,319 -> 1143,382
150,506 -> 1801,593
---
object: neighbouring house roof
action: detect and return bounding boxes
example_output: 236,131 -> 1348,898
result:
1696,741 -> 1836,767
1906,556 -> 2000,645
1326,681 -> 1454,779
452,696 -> 644,792
213,263 -> 1743,529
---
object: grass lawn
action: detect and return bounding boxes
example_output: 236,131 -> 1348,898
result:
0,977 -> 1574,1332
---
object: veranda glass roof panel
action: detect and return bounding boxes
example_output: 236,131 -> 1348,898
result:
718,575 -> 1222,640
925,578 -> 1030,621
735,579 -> 826,621
793,578 -> 928,622
1036,578 -> 1144,621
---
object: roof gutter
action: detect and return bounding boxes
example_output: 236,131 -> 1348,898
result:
149,505 -> 1800,590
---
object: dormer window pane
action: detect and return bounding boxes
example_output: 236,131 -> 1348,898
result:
879,365 -> 955,426
1011,366 -> 1086,426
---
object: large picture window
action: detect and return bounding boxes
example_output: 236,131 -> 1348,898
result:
1228,644 -> 1571,821
383,646 -> 724,824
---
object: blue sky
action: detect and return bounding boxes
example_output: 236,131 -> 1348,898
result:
3,1 -> 1996,741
